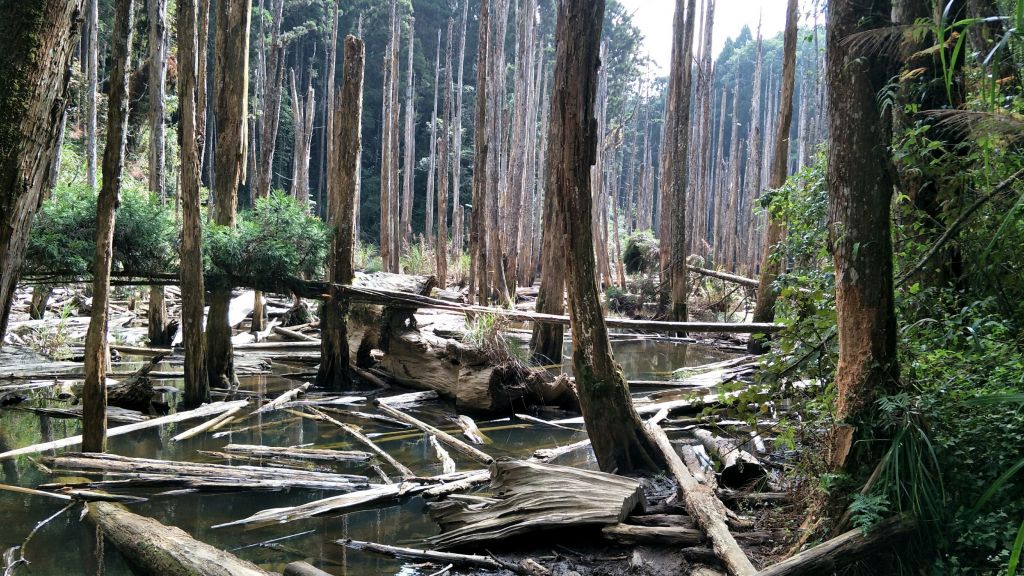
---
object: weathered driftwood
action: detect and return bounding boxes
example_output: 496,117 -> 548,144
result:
693,429 -> 767,489
251,383 -> 311,415
0,400 -> 249,460
602,523 -> 704,546
455,415 -> 487,444
44,453 -> 368,492
754,517 -> 914,576
172,405 -> 247,441
427,459 -> 643,549
646,423 -> 756,576
421,470 -> 490,498
532,439 -> 592,462
0,482 -> 145,504
222,444 -> 371,463
25,405 -> 149,424
272,325 -> 317,341
376,403 -> 493,465
376,390 -> 439,407
307,407 -> 415,477
336,539 -> 546,575
280,395 -> 365,409
690,267 -> 761,288
283,562 -> 333,576
430,435 -> 456,474
86,502 -> 273,576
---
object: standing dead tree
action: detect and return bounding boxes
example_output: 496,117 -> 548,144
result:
451,0 -> 470,257
469,0 -> 490,305
380,0 -> 401,273
425,30 -> 441,250
83,0 -> 135,453
400,18 -> 416,251
436,19 -> 454,289
256,0 -> 285,200
318,35 -> 365,391
147,0 -> 170,346
290,68 -> 316,209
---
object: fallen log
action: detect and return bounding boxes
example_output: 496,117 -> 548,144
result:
85,501 -> 273,576
693,429 -> 767,489
754,517 -> 914,576
427,459 -> 643,549
532,439 -> 592,462
376,390 -> 439,407
645,422 -> 756,576
172,405 -> 247,441
222,444 -> 372,463
336,539 -> 545,575
272,325 -> 317,342
24,405 -> 150,424
690,268 -> 761,289
251,383 -> 311,416
376,404 -> 493,465
283,562 -> 333,576
0,400 -> 249,460
307,407 -> 415,477
602,523 -> 704,546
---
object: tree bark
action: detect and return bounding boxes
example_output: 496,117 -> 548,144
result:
741,27 -> 765,276
289,68 -> 315,208
548,0 -> 661,474
469,0 -> 490,305
83,0 -> 135,453
148,0 -> 170,347
0,0 -> 83,343
318,35 -> 364,391
425,29 -> 441,250
206,0 -> 251,390
723,73 -> 743,271
826,0 -> 898,468
380,0 -> 399,273
256,0 -> 285,200
452,0 -> 470,256
436,19 -> 455,289
178,0 -> 210,407
400,18 -> 416,251
749,0 -> 799,353
87,0 -> 99,190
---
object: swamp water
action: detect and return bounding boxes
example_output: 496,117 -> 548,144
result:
0,339 -> 735,575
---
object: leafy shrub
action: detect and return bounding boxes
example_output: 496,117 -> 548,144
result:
622,229 -> 660,275
205,191 -> 328,289
24,183 -> 176,278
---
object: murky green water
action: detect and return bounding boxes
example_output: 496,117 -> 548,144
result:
0,339 -> 734,575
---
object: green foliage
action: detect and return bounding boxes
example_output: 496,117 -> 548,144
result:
622,229 -> 660,275
205,191 -> 328,289
464,313 -> 526,365
21,302 -> 74,360
400,242 -> 434,276
355,241 -> 382,273
24,183 -> 176,278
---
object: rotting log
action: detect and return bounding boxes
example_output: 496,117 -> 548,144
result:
85,501 -> 273,576
172,405 -> 246,441
646,422 -> 756,576
222,444 -> 371,463
307,407 -> 415,477
602,523 -> 704,546
427,459 -> 643,549
754,517 -> 914,576
376,403 -> 493,465
251,383 -> 311,415
693,429 -> 767,489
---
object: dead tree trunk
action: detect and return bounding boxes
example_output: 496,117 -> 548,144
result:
469,0 -> 490,305
148,0 -> 170,347
723,73 -> 742,271
256,0 -> 285,200
452,0 -> 470,256
425,30 -> 441,250
318,35 -> 364,391
826,0 -> 899,468
87,0 -> 99,190
0,0 -> 83,344
548,0 -> 661,474
83,0 -> 135,453
400,18 -> 415,251
436,20 -> 455,289
506,0 -> 537,288
486,0 -> 512,304
178,0 -> 210,407
741,27 -> 765,276
529,134 -> 567,364
289,68 -> 315,208
207,0 -> 251,390
749,0 -> 798,353
380,0 -> 399,273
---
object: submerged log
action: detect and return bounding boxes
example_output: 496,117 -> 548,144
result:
427,459 -> 643,549
283,562 -> 333,576
307,407 -> 415,477
693,429 -> 767,489
85,502 -> 273,576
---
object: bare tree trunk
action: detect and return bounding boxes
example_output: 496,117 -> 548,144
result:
507,0 -> 537,288
289,68 -> 315,208
826,0 -> 899,468
324,0 -> 339,217
148,0 -> 170,347
207,0 -> 251,390
469,0 -> 490,305
380,0 -> 399,272
452,0 -> 470,257
178,0 -> 210,407
749,0 -> 799,353
436,19 -> 454,288
592,42 -> 610,289
711,84 -> 728,255
724,73 -> 742,272
400,17 -> 416,251
83,0 -> 134,453
665,0 -> 698,323
318,35 -> 364,391
741,26 -> 765,276
425,29 -> 441,250
256,0 -> 285,200
486,0 -> 511,303
550,0 -> 661,474
518,34 -> 545,287
87,0 -> 99,190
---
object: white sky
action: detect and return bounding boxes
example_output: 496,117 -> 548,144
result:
617,0 -> 793,75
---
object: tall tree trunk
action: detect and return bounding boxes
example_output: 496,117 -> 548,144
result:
289,68 -> 315,208
207,0 -> 251,389
318,35 -> 364,391
178,0 -> 210,407
550,0 -> 661,475
592,42 -> 610,289
666,0 -> 698,323
425,30 -> 441,250
380,0 -> 399,272
436,19 -> 454,288
452,0 -> 470,256
826,0 -> 899,468
724,73 -> 742,271
486,0 -> 511,303
711,84 -> 728,253
507,0 -> 537,288
148,0 -> 170,347
87,0 -> 99,190
400,18 -> 415,252
323,0 -> 339,219
256,0 -> 284,200
469,0 -> 490,305
750,0 -> 798,353
83,0 -> 135,453
0,0 -> 84,342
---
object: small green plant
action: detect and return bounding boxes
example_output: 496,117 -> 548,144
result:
622,229 -> 660,275
464,313 -> 526,364
355,242 -> 382,273
400,243 -> 435,276
25,302 -> 74,360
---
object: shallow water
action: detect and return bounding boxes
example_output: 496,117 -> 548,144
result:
0,339 -> 735,575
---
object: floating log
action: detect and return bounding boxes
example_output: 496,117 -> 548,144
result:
532,439 -> 592,462
222,444 -> 372,463
376,404 -> 493,465
85,501 -> 273,576
44,453 -> 368,492
336,539 -> 545,575
0,400 -> 249,460
693,429 -> 767,489
421,470 -> 490,498
754,517 -> 914,576
427,459 -> 643,549
25,405 -> 149,424
645,422 -> 756,576
279,395 -> 365,409
283,562 -> 333,576
602,523 -> 704,546
252,383 -> 311,416
376,390 -> 440,407
172,405 -> 247,441
307,407 -> 415,477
